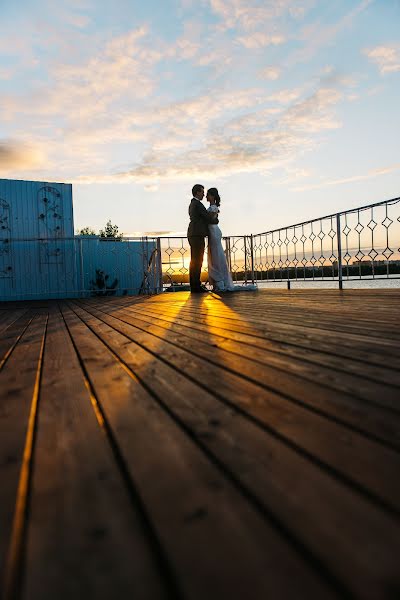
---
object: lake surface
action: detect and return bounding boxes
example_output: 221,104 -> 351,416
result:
253,276 -> 400,290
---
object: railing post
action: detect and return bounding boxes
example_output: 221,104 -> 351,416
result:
79,237 -> 85,296
336,213 -> 343,290
225,237 -> 232,274
156,237 -> 163,293
250,234 -> 255,285
244,236 -> 248,285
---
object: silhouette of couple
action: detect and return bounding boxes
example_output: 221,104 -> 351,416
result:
187,184 -> 235,294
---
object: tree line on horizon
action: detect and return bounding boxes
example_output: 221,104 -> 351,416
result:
77,219 -> 122,239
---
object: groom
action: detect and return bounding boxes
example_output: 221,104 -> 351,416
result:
187,184 -> 218,293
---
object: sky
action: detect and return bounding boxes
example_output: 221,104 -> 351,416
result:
0,0 -> 399,237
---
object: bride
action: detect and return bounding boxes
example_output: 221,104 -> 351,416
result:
206,187 -> 235,292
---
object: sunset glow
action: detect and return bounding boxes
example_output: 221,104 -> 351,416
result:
1,1 -> 399,236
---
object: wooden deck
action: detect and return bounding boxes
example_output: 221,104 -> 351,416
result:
1,289 -> 400,600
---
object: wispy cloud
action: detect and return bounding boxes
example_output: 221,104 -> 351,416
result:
112,81 -> 347,184
207,0 -> 314,31
280,87 -> 342,132
258,66 -> 281,80
0,0 -> 389,197
291,163 -> 400,192
365,44 -> 400,74
286,0 -> 373,66
237,33 -> 285,49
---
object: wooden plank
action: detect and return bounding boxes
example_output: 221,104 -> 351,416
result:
148,295 -> 400,342
66,301 -> 400,599
0,311 -> 26,334
23,307 -> 168,600
146,288 -> 400,327
0,315 -> 47,595
89,299 -> 400,409
97,296 -> 400,388
115,294 -> 400,371
71,300 -> 400,514
0,314 -> 35,371
59,302 -> 339,600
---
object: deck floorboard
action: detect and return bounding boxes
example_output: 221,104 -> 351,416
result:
1,289 -> 400,599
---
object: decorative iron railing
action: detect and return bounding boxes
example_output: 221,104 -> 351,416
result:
252,196 -> 400,289
1,196 -> 399,300
159,235 -> 255,290
159,196 -> 400,291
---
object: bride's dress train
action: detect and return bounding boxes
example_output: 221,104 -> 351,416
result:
207,219 -> 235,292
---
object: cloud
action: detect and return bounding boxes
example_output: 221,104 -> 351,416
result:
0,4 -> 356,186
16,75 -> 346,185
291,163 -> 400,192
237,33 -> 285,49
259,66 -> 281,80
144,230 -> 180,236
280,87 -> 342,132
286,0 -> 373,66
140,88 -> 265,130
285,167 -> 313,180
0,139 -> 46,172
112,82 -> 346,184
61,12 -> 91,28
365,44 -> 400,74
0,23 -> 162,177
169,20 -> 204,61
207,0 -> 314,32
268,88 -> 302,103
175,38 -> 201,60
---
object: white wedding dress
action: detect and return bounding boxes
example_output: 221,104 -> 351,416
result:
207,205 -> 235,292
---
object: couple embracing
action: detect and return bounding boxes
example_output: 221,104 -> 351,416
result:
187,184 -> 235,294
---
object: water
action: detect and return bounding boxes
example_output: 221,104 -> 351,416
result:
253,275 -> 400,290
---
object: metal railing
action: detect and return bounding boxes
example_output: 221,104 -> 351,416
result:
159,196 -> 400,291
251,195 -> 400,289
1,196 -> 399,300
0,236 -> 160,301
159,235 -> 255,291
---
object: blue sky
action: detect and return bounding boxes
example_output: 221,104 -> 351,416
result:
0,0 -> 399,236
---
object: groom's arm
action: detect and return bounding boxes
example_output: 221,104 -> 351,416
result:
196,202 -> 219,224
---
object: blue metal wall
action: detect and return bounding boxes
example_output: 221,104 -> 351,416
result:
0,179 -> 159,301
0,178 -> 74,298
0,237 -> 156,301
0,178 -> 73,240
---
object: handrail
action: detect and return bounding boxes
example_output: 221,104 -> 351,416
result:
254,195 -> 400,237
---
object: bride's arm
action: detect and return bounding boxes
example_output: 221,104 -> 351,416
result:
207,205 -> 219,223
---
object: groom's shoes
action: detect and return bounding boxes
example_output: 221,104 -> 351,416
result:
191,286 -> 208,294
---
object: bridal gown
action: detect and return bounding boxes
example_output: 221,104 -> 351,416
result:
207,206 -> 235,292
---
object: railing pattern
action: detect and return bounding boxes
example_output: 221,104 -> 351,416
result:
159,235 -> 255,289
1,196 -> 399,300
251,196 -> 400,288
158,196 -> 400,291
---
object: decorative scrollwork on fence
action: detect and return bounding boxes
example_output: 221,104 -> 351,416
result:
0,198 -> 12,279
37,186 -> 64,238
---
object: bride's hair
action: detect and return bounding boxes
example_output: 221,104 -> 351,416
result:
208,187 -> 221,207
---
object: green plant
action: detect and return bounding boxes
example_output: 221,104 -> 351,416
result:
77,226 -> 96,236
90,269 -> 118,296
99,219 -> 123,240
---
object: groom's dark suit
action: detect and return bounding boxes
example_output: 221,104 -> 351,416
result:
187,198 -> 218,292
